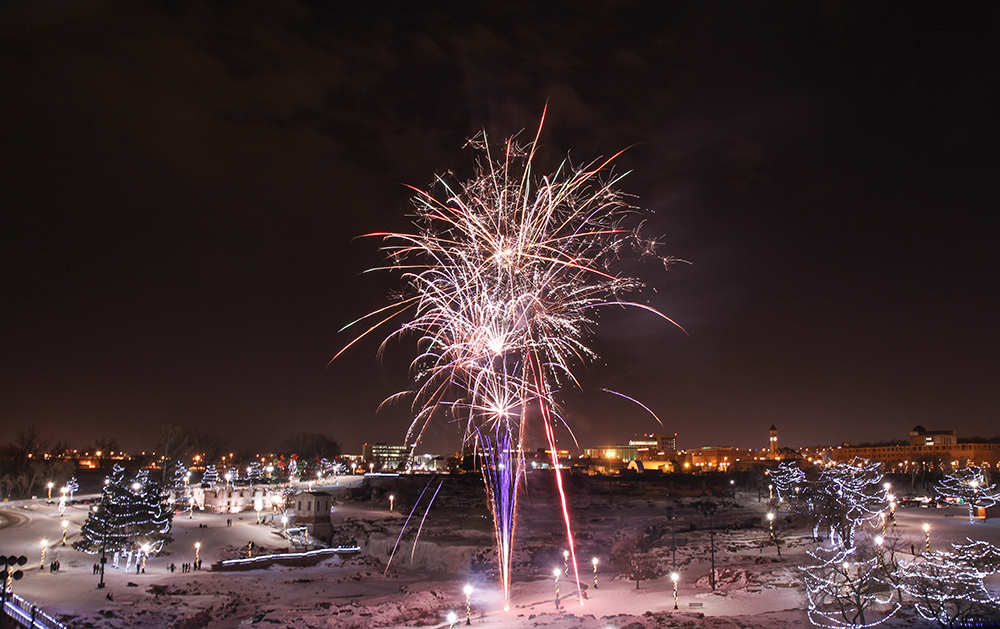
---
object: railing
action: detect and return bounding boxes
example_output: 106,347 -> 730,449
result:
1,591 -> 67,629
218,545 -> 361,570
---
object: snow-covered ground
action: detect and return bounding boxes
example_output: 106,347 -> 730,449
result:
2,476 -> 999,629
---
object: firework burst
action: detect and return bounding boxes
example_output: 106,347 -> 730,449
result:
340,109 -> 679,609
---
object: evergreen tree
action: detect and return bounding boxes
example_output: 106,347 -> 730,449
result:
76,465 -> 172,557
201,464 -> 220,487
247,461 -> 262,485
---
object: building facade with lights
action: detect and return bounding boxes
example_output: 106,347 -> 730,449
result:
824,426 -> 1000,470
362,443 -> 411,471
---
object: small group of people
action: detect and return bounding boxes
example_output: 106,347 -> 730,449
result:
226,518 -> 234,527
48,560 -> 61,573
175,560 -> 201,572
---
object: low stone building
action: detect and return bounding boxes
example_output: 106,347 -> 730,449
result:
292,490 -> 333,542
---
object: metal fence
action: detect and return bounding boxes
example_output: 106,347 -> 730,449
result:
1,591 -> 67,629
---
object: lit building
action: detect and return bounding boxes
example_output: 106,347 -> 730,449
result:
583,433 -> 678,462
825,426 -> 1000,470
362,443 -> 411,471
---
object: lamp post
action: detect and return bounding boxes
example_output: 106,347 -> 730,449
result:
195,542 -> 201,569
140,543 -> 149,572
96,505 -> 107,589
463,584 -> 472,626
671,572 -> 679,610
39,540 -> 47,570
553,568 -> 561,610
47,482 -> 54,500
61,520 -> 69,546
923,523 -> 930,554
666,507 -> 677,571
447,611 -> 457,629
389,495 -> 395,512
768,484 -> 773,501
875,535 -> 885,570
592,557 -> 599,589
563,549 -> 569,575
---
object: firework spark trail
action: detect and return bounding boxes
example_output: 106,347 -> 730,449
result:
385,477 -> 439,574
410,480 -> 444,563
345,108 -> 678,610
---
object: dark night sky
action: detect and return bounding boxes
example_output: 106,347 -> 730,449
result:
2,1 -> 998,455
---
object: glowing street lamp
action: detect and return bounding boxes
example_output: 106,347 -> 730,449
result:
61,519 -> 69,546
463,584 -> 473,625
141,543 -> 150,572
768,484 -> 773,500
553,568 -> 561,610
563,549 -> 569,574
592,557 -> 599,589
874,535 -> 885,569
47,482 -> 54,500
389,495 -> 395,512
671,572 -> 679,610
923,523 -> 930,554
40,539 -> 47,570
447,611 -> 457,629
195,542 -> 201,567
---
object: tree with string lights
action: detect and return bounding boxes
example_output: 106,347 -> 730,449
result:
247,461 -> 263,485
801,459 -> 888,547
935,465 -> 999,524
65,476 -> 79,500
946,539 -> 1000,574
802,542 -> 901,627
171,461 -> 189,493
771,460 -> 806,502
76,465 -> 173,561
201,464 -> 220,487
896,546 -> 1000,628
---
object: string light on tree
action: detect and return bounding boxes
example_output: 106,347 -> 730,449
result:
936,466 -> 999,524
463,584 -> 473,626
802,541 -> 901,627
553,568 -> 561,610
897,545 -> 999,627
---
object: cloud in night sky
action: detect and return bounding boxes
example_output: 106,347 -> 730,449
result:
2,0 -> 998,454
